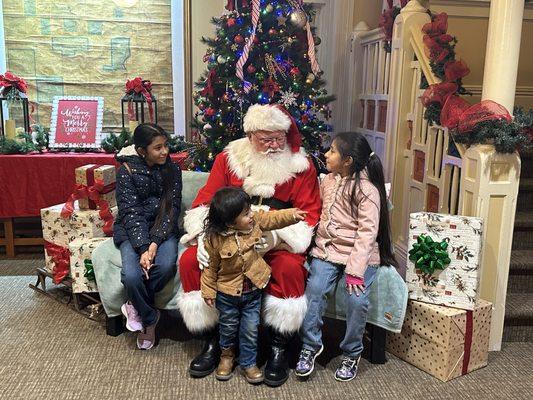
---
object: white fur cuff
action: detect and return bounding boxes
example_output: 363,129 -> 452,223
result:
180,205 -> 209,244
262,294 -> 308,334
176,289 -> 219,333
276,221 -> 315,254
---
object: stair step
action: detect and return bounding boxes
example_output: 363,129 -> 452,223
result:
518,179 -> 533,212
512,212 -> 533,250
520,151 -> 533,179
507,250 -> 533,293
514,212 -> 533,229
503,293 -> 533,342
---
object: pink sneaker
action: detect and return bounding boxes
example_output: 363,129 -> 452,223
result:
137,310 -> 160,350
121,302 -> 143,332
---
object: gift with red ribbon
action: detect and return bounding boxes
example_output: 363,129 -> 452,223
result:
73,164 -> 116,210
386,299 -> 492,382
125,76 -> 155,123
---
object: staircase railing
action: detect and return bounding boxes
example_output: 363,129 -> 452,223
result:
373,0 -> 521,351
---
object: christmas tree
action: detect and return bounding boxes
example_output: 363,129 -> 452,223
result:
189,0 -> 334,171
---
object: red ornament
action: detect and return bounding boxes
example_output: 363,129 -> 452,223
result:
262,77 -> 280,98
205,107 -> 216,116
227,18 -> 236,27
269,28 -> 278,36
247,65 -> 256,74
234,34 -> 244,44
301,114 -> 309,124
222,92 -> 231,102
253,36 -> 259,44
198,103 -> 206,110
289,67 -> 300,76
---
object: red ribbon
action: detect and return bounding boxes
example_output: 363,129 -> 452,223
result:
0,72 -> 28,95
201,69 -> 216,97
125,77 -> 154,123
44,241 -> 70,284
462,310 -> 474,375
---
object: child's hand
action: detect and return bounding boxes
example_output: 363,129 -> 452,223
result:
347,283 -> 366,297
293,209 -> 308,221
204,298 -> 215,307
147,242 -> 158,263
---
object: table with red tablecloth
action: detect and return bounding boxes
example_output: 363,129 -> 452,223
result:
0,152 -> 187,256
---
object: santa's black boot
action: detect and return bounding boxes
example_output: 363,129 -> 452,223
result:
264,328 -> 291,387
189,329 -> 220,378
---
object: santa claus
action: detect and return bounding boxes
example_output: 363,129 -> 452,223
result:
177,104 -> 321,386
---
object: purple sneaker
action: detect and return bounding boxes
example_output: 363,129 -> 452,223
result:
294,345 -> 324,377
137,310 -> 160,350
334,355 -> 360,382
121,302 -> 143,332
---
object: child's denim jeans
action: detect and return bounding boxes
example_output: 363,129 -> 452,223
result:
216,289 -> 262,368
300,257 -> 378,358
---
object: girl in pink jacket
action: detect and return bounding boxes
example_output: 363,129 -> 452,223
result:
295,132 -> 397,382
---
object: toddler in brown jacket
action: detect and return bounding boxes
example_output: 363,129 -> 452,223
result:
201,186 -> 306,384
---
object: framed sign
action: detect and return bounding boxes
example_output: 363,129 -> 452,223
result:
49,96 -> 104,149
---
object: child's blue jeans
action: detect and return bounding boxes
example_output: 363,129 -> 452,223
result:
119,236 -> 178,326
216,289 -> 262,369
300,257 -> 378,358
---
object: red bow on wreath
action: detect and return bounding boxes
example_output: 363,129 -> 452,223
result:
125,77 -> 154,123
0,72 -> 28,96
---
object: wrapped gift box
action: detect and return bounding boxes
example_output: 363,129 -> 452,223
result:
406,212 -> 483,310
69,237 -> 109,293
41,201 -> 117,273
75,164 -> 116,210
386,299 -> 492,382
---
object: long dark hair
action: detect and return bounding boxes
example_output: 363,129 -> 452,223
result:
333,132 -> 398,268
204,187 -> 251,240
133,123 -> 174,232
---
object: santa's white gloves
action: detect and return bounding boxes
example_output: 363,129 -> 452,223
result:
196,232 -> 209,270
255,230 -> 280,254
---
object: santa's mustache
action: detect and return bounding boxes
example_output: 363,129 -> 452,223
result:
260,148 -> 284,155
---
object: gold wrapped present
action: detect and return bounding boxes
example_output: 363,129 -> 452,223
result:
386,299 -> 492,382
74,164 -> 116,210
69,237 -> 109,293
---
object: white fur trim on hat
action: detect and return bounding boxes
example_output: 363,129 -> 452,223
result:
262,294 -> 308,334
176,288 -> 219,333
243,104 -> 292,133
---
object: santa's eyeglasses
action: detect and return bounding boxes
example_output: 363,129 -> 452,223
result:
252,133 -> 286,145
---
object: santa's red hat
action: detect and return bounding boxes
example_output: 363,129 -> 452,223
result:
243,104 -> 302,153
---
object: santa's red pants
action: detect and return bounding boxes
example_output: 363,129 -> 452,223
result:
179,246 -> 307,297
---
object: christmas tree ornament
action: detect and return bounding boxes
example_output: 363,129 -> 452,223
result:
234,34 -> 244,44
217,55 -> 227,64
247,65 -> 256,74
227,18 -> 236,27
203,123 -> 212,130
205,108 -> 216,116
277,15 -> 288,26
265,4 -> 274,13
289,10 -> 307,28
222,92 -> 231,101
306,73 -> 315,84
301,114 -> 309,123
279,89 -> 298,107
253,36 -> 259,44
268,28 -> 278,36
289,67 -> 300,76
231,43 -> 238,51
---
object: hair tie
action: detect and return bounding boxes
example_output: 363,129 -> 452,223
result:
369,152 -> 375,158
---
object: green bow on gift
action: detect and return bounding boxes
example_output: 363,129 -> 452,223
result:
408,234 -> 451,276
84,259 -> 96,282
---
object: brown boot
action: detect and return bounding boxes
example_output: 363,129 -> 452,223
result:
242,365 -> 264,384
215,347 -> 235,381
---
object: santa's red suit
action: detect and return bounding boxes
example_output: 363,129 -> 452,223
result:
177,132 -> 321,336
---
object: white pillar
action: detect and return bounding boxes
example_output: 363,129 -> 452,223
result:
171,0 -> 187,137
481,0 -> 524,112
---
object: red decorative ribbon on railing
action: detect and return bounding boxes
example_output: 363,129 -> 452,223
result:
125,77 -> 154,123
441,99 -> 512,134
44,241 -> 70,284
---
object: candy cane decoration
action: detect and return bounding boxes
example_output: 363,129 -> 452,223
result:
305,21 -> 321,75
235,0 -> 260,93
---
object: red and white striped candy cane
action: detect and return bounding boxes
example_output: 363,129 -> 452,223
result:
306,21 -> 321,75
235,0 -> 260,93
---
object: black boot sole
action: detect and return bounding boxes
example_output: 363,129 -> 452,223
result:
264,371 -> 289,387
189,365 -> 216,378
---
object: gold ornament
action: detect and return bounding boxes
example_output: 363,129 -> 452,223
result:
277,15 -> 287,26
306,73 -> 315,84
289,10 -> 307,28
265,4 -> 274,13
217,55 -> 227,64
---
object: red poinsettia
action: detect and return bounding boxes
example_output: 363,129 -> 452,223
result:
262,77 -> 280,98
421,82 -> 458,107
422,12 -> 448,37
444,59 -> 470,82
0,72 -> 28,95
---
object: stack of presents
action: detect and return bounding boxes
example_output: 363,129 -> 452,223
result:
41,164 -> 117,295
387,212 -> 491,382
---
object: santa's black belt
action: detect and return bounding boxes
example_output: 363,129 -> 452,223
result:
250,196 -> 292,210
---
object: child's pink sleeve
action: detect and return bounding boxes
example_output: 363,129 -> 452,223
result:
345,274 -> 364,286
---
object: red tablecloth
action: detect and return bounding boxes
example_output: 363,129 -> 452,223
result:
0,152 -> 187,218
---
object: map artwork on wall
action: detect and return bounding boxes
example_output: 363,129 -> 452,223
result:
49,96 -> 104,149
